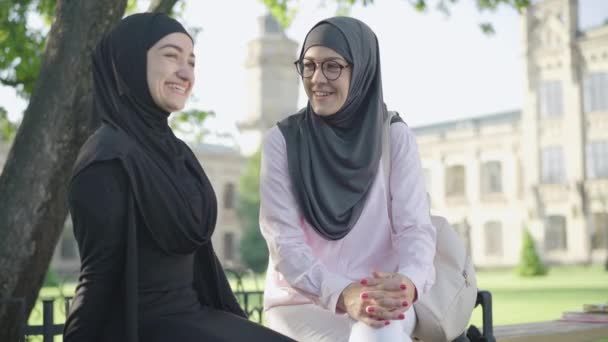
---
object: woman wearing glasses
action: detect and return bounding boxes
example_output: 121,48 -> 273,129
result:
259,17 -> 436,342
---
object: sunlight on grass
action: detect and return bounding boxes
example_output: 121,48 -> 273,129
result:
470,265 -> 608,326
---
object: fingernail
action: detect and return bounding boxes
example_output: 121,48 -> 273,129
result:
367,307 -> 375,313
384,321 -> 390,326
360,279 -> 368,285
402,301 -> 409,307
400,284 -> 407,290
361,293 -> 369,299
398,314 -> 405,320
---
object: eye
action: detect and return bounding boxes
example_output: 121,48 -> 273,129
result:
325,61 -> 341,72
302,61 -> 315,71
164,53 -> 178,59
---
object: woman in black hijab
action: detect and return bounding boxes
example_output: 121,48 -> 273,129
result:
63,13 -> 293,342
259,17 -> 436,342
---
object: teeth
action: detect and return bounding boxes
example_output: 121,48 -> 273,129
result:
314,91 -> 330,96
168,84 -> 186,92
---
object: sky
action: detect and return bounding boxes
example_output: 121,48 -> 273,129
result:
1,0 -> 607,143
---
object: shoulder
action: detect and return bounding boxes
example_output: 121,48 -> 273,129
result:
72,124 -> 134,178
69,160 -> 129,219
70,160 -> 128,198
262,125 -> 287,156
389,114 -> 415,146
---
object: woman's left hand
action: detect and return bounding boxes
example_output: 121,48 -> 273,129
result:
359,272 -> 417,321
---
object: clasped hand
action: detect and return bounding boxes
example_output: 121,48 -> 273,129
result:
338,272 -> 416,328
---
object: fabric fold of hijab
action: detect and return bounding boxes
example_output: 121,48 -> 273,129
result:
278,17 -> 387,240
71,13 -> 245,341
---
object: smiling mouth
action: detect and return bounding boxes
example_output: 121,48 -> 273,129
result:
167,83 -> 188,95
313,91 -> 333,98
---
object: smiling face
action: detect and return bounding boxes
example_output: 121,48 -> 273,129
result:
146,32 -> 195,113
302,46 -> 351,116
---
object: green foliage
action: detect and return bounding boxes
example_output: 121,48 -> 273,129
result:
0,107 -> 17,142
169,109 -> 214,142
42,268 -> 60,287
237,149 -> 268,273
0,0 -> 55,97
516,228 -> 548,277
261,0 -> 531,32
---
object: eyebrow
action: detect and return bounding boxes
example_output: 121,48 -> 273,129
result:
159,43 -> 196,58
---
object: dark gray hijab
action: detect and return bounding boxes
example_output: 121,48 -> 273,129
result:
277,17 -> 386,240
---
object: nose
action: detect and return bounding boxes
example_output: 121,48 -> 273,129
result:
176,64 -> 194,84
310,64 -> 327,83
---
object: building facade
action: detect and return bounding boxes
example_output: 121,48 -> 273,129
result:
416,0 -> 608,267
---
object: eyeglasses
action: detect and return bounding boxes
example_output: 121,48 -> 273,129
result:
294,59 -> 350,81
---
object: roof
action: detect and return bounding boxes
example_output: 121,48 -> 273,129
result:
412,110 -> 521,136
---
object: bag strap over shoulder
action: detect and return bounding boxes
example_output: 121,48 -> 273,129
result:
382,110 -> 399,223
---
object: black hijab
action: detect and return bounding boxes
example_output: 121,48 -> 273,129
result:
71,12 -> 245,340
278,17 -> 386,240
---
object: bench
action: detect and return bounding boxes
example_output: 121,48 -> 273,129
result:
495,320 -> 608,342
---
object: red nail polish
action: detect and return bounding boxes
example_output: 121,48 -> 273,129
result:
400,284 -> 407,290
384,321 -> 390,326
361,293 -> 369,299
360,279 -> 368,285
367,307 -> 375,313
402,301 -> 409,307
398,314 -> 405,320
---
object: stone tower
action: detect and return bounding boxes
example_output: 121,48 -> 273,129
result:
521,0 -> 592,262
238,13 -> 300,155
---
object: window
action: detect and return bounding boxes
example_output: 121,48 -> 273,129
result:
223,232 -> 235,261
592,213 -> 608,250
586,141 -> 608,179
223,183 -> 236,209
539,81 -> 563,118
484,221 -> 503,257
584,73 -> 608,113
541,147 -> 566,184
545,215 -> 567,251
481,161 -> 503,194
445,165 -> 466,197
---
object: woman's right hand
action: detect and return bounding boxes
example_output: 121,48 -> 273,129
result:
338,282 -> 390,328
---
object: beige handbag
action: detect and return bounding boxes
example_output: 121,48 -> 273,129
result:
382,111 -> 477,342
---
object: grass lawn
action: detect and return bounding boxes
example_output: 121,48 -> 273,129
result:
28,266 -> 608,341
470,265 -> 608,327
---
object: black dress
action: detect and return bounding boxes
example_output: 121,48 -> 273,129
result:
63,160 -> 293,341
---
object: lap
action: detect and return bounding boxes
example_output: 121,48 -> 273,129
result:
266,304 -> 416,342
140,307 -> 294,342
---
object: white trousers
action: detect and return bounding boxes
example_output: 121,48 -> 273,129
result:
266,304 -> 417,342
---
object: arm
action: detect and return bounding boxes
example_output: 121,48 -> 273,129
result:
259,127 -> 352,313
63,160 -> 128,341
389,123 -> 437,299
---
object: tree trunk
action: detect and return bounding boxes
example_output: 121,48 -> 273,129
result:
148,0 -> 180,14
0,1 -> 128,341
